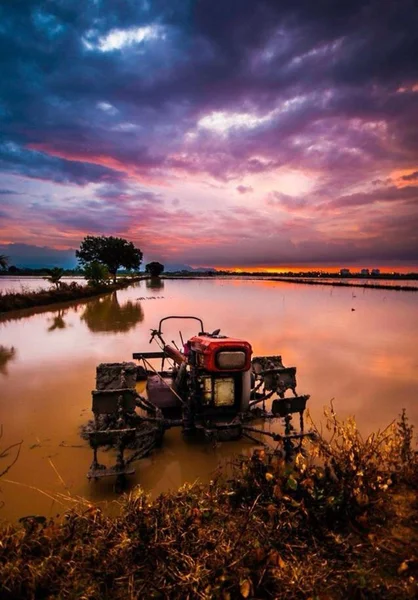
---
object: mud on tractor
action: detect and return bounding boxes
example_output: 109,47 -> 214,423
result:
86,316 -> 312,489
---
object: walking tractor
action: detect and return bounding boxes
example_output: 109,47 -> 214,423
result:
86,316 -> 313,487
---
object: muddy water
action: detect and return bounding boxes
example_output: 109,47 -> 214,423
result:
0,278 -> 417,522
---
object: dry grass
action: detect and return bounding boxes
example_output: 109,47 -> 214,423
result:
0,410 -> 417,599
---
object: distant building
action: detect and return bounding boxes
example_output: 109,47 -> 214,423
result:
340,268 -> 351,276
371,268 -> 380,276
361,268 -> 370,276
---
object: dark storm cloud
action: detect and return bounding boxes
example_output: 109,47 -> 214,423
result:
1,1 -> 417,169
0,0 -> 417,265
0,141 -> 123,185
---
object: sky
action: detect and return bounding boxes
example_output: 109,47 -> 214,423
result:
0,0 -> 417,271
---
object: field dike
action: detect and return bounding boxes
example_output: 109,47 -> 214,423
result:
0,277 -> 143,314
0,409 -> 417,599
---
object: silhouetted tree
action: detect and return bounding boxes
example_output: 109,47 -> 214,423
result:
81,291 -> 144,333
145,261 -> 164,277
44,267 -> 64,289
76,236 -> 142,283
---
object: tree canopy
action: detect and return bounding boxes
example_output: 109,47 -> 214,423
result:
145,261 -> 164,277
76,236 -> 142,283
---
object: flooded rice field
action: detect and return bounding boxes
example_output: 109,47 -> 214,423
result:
0,278 -> 417,522
0,276 -> 86,292
1,275 -> 417,293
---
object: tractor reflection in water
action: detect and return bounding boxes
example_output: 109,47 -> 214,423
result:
85,316 -> 313,490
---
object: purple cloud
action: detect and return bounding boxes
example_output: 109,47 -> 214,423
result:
236,185 -> 253,194
0,0 -> 417,267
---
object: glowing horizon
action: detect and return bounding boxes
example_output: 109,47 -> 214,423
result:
213,265 -> 418,274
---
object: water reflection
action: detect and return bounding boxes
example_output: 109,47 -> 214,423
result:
0,278 -> 417,522
47,308 -> 68,332
0,345 -> 16,375
81,291 -> 144,333
146,277 -> 165,291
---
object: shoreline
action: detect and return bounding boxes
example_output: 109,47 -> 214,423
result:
0,276 -> 146,316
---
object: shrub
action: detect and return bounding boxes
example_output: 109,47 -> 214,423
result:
83,261 -> 110,286
0,409 -> 416,599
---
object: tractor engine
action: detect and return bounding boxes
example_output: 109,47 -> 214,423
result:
187,334 -> 252,420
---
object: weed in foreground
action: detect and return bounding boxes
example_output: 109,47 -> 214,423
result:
0,409 -> 417,599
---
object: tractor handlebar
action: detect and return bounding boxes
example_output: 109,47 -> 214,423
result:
156,315 -> 205,335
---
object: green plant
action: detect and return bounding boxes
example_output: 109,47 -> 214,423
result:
44,267 -> 64,289
83,260 -> 110,286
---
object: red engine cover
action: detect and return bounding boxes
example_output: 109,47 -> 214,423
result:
189,335 -> 252,372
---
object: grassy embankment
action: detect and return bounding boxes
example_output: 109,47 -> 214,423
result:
0,277 -> 144,314
1,409 -> 417,599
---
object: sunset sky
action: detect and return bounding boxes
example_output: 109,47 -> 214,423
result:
0,1 -> 417,270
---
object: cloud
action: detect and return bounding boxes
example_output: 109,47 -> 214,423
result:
319,184 -> 418,211
402,170 -> 418,181
0,1 -> 417,266
0,189 -> 22,195
0,243 -> 77,269
84,25 -> 165,52
266,191 -> 309,211
236,185 -> 253,194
